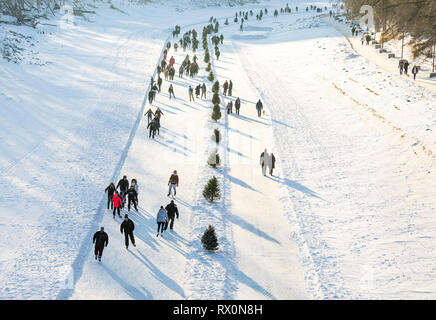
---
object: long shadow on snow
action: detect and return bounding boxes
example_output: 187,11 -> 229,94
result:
266,175 -> 322,199
134,207 -> 189,257
100,263 -> 153,300
271,119 -> 295,129
227,127 -> 259,140
160,127 -> 188,140
227,213 -> 280,245
126,207 -> 160,252
129,250 -> 187,298
153,139 -> 189,157
226,174 -> 259,192
229,113 -> 269,126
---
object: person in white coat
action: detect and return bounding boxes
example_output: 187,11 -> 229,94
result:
259,148 -> 271,176
156,206 -> 168,237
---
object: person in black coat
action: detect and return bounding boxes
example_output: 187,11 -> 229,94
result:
126,186 -> 138,211
256,99 -> 263,117
105,182 -> 116,210
120,215 -> 136,249
270,153 -> 276,176
93,227 -> 109,261
412,65 -> 419,80
235,97 -> 241,115
147,119 -> 158,139
116,176 -> 129,209
165,200 -> 179,230
116,176 -> 129,194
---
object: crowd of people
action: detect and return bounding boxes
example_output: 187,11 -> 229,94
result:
93,5 -> 287,262
95,170 -> 181,261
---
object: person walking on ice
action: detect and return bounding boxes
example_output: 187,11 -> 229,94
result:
256,99 -> 263,117
93,227 -> 108,262
270,153 -> 276,176
147,118 -> 158,139
223,80 -> 229,96
105,182 -> 116,210
228,80 -> 233,96
131,178 -> 139,206
412,65 -> 419,80
112,191 -> 123,218
156,206 -> 168,237
165,200 -> 179,230
126,186 -> 138,212
201,83 -> 207,99
155,107 -> 164,120
168,170 -> 179,197
144,108 -> 154,124
259,148 -> 272,176
168,84 -> 176,99
120,214 -> 136,249
235,97 -> 241,115
188,86 -> 195,102
157,76 -> 162,92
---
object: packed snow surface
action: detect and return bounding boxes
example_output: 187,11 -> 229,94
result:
1,0 -> 436,299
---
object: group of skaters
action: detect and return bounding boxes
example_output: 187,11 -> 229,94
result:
105,176 -> 139,217
144,107 -> 164,139
94,171 -> 181,261
179,54 -> 200,78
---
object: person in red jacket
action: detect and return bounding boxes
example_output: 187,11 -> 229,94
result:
169,56 -> 175,67
112,192 -> 123,218
168,170 -> 179,197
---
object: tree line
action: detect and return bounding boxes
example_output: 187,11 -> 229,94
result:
344,0 -> 435,58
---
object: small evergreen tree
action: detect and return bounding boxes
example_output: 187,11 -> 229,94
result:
208,71 -> 215,82
201,225 -> 218,252
174,43 -> 178,52
212,93 -> 220,105
234,17 -> 238,23
212,80 -> 220,94
206,62 -> 212,72
224,18 -> 229,25
166,41 -> 171,49
204,50 -> 210,63
203,176 -> 220,202
211,104 -> 222,121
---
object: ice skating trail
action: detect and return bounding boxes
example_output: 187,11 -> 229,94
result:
71,5 -> 318,300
